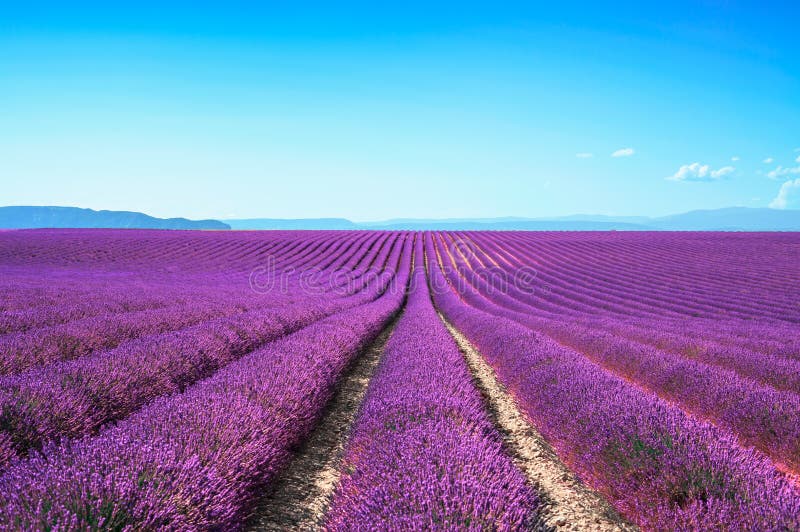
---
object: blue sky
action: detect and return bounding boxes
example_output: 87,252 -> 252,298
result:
2,1 -> 799,220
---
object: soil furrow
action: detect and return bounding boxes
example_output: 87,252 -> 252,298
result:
440,313 -> 636,532
246,312 -> 401,531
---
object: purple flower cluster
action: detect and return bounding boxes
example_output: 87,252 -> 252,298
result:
326,239 -> 543,530
427,233 -> 800,529
440,232 -> 800,472
567,317 -> 800,394
521,320 -> 800,471
0,289 -> 174,335
0,232 -> 408,469
0,300 -> 245,375
463,231 -> 800,322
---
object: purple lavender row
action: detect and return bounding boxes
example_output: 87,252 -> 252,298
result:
538,310 -> 800,365
0,299 -> 251,375
426,234 -> 800,530
441,235 -> 800,472
477,232 -> 800,320
523,319 -> 800,473
445,231 -> 800,334
459,232 -> 800,384
0,231 -> 390,374
466,233 -> 687,320
442,234 -> 800,473
466,232 -> 800,391
0,234 -> 409,470
494,233 -> 773,317
464,232 -> 695,318
258,231 -> 376,279
507,231 -> 800,303
325,240 -> 542,530
0,230 -> 365,309
456,232 -> 687,320
571,316 -> 800,394
468,232 -> 789,321
0,234 -> 312,334
455,232 -> 800,385
247,230 -> 390,291
489,233 -> 710,315
0,289 -> 176,335
0,229 -> 367,275
0,261 -> 298,336
614,316 -> 800,361
0,272 -> 132,313
510,232 -> 800,319
0,238 -> 412,530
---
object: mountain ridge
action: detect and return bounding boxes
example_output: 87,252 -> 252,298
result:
3,206 -> 800,231
228,207 -> 800,231
0,206 -> 230,230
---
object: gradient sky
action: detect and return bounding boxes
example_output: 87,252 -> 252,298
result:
2,1 -> 799,220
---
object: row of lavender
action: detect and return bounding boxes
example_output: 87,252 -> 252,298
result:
0,231 -> 407,469
471,231 -> 799,321
428,232 -> 800,529
441,232 -> 800,472
0,231 -> 555,530
325,238 -> 544,529
0,230 -> 377,339
0,231 -> 394,375
0,229 -> 363,328
0,238 -> 414,529
461,231 -> 800,364
488,232 -> 800,350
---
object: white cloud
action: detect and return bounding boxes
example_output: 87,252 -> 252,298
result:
731,156 -> 740,162
611,147 -> 635,157
667,162 -> 735,182
796,155 -> 800,163
575,152 -> 593,158
766,165 -> 800,180
763,157 -> 774,164
713,166 -> 735,178
769,178 -> 800,209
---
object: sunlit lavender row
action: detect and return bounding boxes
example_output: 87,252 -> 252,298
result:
326,239 -> 544,530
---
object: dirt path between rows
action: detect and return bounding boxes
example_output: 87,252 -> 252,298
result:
440,313 -> 637,532
246,312 -> 400,531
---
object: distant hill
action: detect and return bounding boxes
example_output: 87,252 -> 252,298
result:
0,206 -> 230,230
226,218 -> 357,230
359,208 -> 800,231
225,216 -> 653,231
223,217 -> 648,230
649,207 -> 800,231
358,219 -> 650,231
3,206 -> 800,231
544,214 -> 652,225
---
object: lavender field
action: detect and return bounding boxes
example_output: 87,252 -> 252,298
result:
1,229 -> 800,530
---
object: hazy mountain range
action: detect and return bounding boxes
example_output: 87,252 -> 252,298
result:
3,206 -> 800,231
231,207 -> 800,231
0,206 -> 230,230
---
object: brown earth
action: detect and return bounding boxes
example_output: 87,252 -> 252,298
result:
246,313 -> 400,531
441,313 -> 637,532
